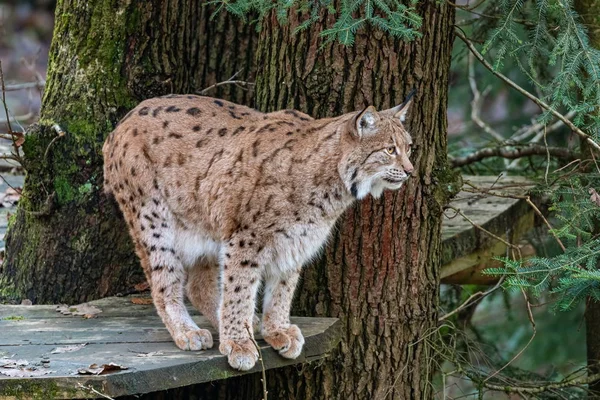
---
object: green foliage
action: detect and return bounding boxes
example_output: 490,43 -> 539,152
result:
480,0 -> 600,134
486,178 -> 600,311
453,0 -> 600,313
208,0 -> 422,45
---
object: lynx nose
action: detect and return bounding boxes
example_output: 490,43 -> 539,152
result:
403,161 -> 414,175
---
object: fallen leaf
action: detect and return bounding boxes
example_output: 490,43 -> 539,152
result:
131,297 -> 153,305
77,363 -> 128,375
134,282 -> 150,292
0,367 -> 54,377
56,303 -> 102,317
50,344 -> 87,354
0,358 -> 28,368
590,188 -> 600,206
135,351 -> 164,358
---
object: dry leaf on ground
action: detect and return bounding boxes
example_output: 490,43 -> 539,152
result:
50,344 -> 87,354
0,367 -> 54,377
0,358 -> 28,368
56,303 -> 102,318
133,281 -> 150,292
131,297 -> 153,305
77,363 -> 128,375
135,351 -> 164,358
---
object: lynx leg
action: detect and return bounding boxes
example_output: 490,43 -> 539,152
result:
261,268 -> 304,359
186,257 -> 220,330
135,202 -> 213,351
218,237 -> 263,371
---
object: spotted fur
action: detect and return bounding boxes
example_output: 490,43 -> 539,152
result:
102,95 -> 414,371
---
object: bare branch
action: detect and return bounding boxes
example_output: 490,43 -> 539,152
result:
244,323 -> 268,400
468,52 -> 505,142
4,81 -> 45,92
450,144 -> 576,167
197,69 -> 255,95
455,28 -> 600,154
198,80 -> 255,95
0,111 -> 34,125
438,277 -> 504,321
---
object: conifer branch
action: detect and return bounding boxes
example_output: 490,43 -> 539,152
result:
450,144 -> 576,167
455,28 -> 600,154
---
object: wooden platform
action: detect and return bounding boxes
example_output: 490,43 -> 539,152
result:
0,296 -> 341,399
0,174 -> 536,399
441,175 -> 536,284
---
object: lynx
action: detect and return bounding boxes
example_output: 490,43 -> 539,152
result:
102,94 -> 414,371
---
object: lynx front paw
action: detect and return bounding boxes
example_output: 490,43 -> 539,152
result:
263,324 -> 304,359
219,338 -> 259,371
173,329 -> 213,351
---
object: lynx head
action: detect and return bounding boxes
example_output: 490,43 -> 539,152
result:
339,95 -> 414,200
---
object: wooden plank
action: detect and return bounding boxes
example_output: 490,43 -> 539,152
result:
440,175 -> 536,284
0,296 -> 341,399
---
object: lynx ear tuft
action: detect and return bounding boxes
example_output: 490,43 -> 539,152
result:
382,89 -> 415,122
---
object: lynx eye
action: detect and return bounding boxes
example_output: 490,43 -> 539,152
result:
385,146 -> 396,155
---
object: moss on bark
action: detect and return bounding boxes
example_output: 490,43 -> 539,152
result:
0,0 -> 257,304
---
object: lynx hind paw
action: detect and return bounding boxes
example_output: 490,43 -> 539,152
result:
253,314 -> 261,334
219,338 -> 259,371
173,329 -> 213,351
263,324 -> 304,359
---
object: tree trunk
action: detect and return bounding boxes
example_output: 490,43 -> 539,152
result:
252,2 -> 455,399
0,0 -> 256,304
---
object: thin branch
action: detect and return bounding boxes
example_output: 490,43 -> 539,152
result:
468,52 -> 505,142
484,288 -> 536,383
244,323 -> 268,400
76,383 -> 115,400
510,110 -> 576,142
438,277 -> 505,321
473,371 -> 600,394
197,70 -> 255,95
450,144 -> 576,167
4,81 -> 45,92
0,111 -> 34,125
455,28 -> 600,154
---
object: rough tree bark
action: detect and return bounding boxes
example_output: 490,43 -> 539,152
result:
0,0 -> 257,304
132,2 -> 456,399
253,2 -> 455,399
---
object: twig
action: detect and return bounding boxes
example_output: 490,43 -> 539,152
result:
468,52 -> 505,142
446,206 -> 522,253
510,111 -> 576,142
450,144 -> 576,167
474,370 -> 600,394
44,124 -> 66,160
484,288 -> 536,383
0,111 -> 34,124
438,277 -> 505,321
0,61 -> 15,136
76,383 -> 115,400
0,61 -> 24,166
455,28 -> 600,154
4,81 -> 45,92
244,323 -> 268,400
197,70 -> 255,95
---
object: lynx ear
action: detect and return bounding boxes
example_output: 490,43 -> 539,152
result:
383,89 -> 415,123
353,106 -> 379,139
